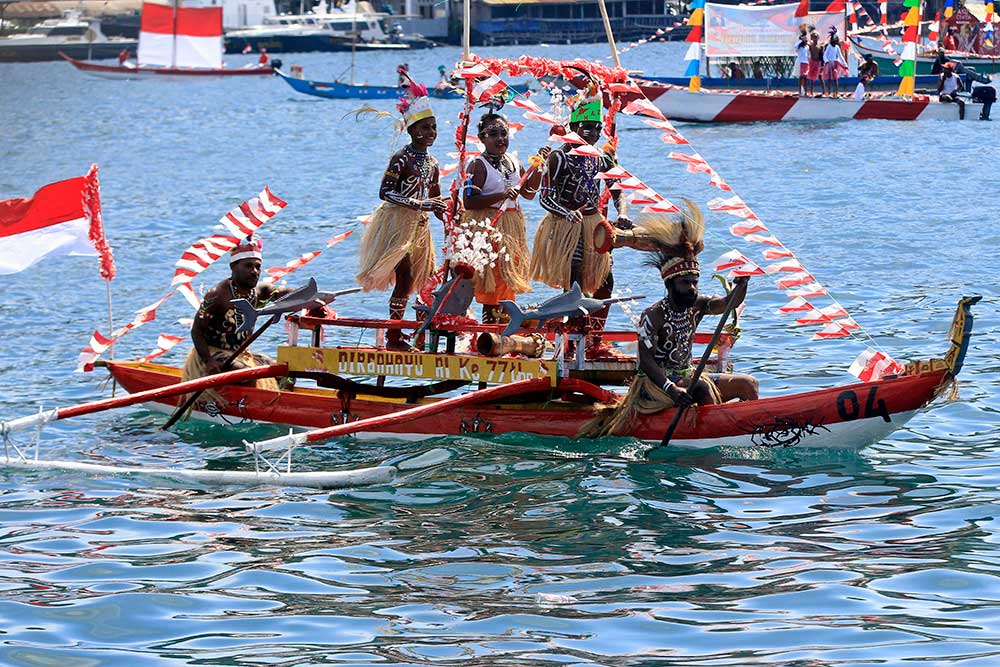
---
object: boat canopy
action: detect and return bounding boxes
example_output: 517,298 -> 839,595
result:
704,2 -> 844,58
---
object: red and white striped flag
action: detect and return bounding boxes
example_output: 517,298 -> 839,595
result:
849,348 -> 905,381
776,271 -> 814,289
642,200 -> 681,214
743,233 -> 782,247
0,165 -> 114,277
137,334 -> 185,363
786,282 -> 828,298
219,186 -> 287,238
171,234 -> 241,286
713,249 -> 752,271
262,230 -> 353,284
762,247 -> 795,260
731,220 -> 769,236
511,97 -> 544,114
777,296 -> 814,313
569,145 -> 604,158
622,98 -> 667,121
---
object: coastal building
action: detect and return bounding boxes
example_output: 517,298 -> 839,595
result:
451,0 -> 684,46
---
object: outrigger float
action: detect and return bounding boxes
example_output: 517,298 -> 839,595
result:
1,293 -> 981,488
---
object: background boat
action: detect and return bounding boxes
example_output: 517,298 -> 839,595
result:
275,66 -> 529,99
0,10 -> 136,63
224,0 -> 435,54
851,34 -> 1000,76
636,73 -> 940,93
637,82 -> 988,122
62,2 -> 273,78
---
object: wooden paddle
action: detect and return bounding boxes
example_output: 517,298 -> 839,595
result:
648,278 -> 749,455
160,314 -> 282,430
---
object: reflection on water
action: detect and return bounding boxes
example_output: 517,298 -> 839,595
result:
2,41 -> 1000,666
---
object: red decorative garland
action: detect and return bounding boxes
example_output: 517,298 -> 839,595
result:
83,164 -> 116,282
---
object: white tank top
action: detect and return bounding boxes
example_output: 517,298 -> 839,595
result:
475,154 -> 521,210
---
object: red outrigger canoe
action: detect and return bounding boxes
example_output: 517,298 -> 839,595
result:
101,296 -> 979,452
59,52 -> 274,78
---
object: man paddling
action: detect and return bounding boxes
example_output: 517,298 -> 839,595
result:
182,233 -> 290,397
581,203 -> 757,437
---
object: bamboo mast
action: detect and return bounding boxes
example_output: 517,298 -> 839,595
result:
597,0 -> 622,68
463,0 -> 471,61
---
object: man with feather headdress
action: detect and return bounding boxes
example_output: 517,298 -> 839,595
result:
355,75 -> 448,351
582,203 -> 757,437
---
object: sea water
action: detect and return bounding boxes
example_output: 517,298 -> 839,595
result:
1,42 -> 999,666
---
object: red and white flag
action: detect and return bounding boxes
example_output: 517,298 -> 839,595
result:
569,145 -> 603,158
777,296 -> 814,313
713,249 -> 752,271
643,201 -> 681,214
548,131 -> 587,145
731,220 -> 769,236
786,282 -> 828,298
137,334 -> 185,363
138,2 -> 223,69
0,165 -> 114,277
622,98 -> 667,121
743,233 -> 782,247
472,75 -> 508,101
776,271 -> 814,289
849,348 -> 905,381
242,43 -> 252,54
219,185 -> 287,238
262,230 -> 353,284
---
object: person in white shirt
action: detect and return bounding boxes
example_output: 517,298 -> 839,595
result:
822,29 -> 848,97
937,63 -> 965,120
796,34 -> 810,96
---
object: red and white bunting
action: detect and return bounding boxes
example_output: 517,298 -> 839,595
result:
614,177 -> 647,190
729,265 -> 765,278
786,282 -> 828,298
356,213 -> 373,225
76,330 -> 114,371
569,145 -> 603,158
456,62 -> 489,78
731,220 -> 769,236
643,201 -> 681,214
818,304 -> 849,320
849,348 -> 906,381
707,195 -> 754,218
660,133 -> 690,145
777,296 -> 814,313
713,249 -> 752,271
440,163 -> 459,178
549,131 -> 587,145
708,171 -> 732,191
744,234 -> 782,247
596,167 -> 632,180
762,247 -> 795,260
776,271 -> 814,289
219,186 -> 287,238
508,121 -> 525,133
669,151 -> 712,175
472,74 -> 507,101
262,230 -> 353,284
812,320 -> 859,340
793,309 -> 833,326
136,334 -> 185,363
177,281 -> 201,309
171,234 -> 239,286
511,97 -> 544,114
764,258 -> 806,274
628,189 -> 663,206
642,118 -> 678,133
523,111 -> 560,125
622,97 -> 667,120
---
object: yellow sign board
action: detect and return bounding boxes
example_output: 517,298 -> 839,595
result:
277,346 -> 559,387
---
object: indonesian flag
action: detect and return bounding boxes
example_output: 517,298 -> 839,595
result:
139,2 -> 223,70
472,74 -> 507,102
0,165 -> 114,277
795,0 -> 810,18
849,348 -> 906,381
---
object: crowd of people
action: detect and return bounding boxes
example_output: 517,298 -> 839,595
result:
795,25 -> 851,97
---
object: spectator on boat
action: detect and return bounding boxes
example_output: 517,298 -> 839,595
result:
118,48 -> 130,67
460,110 -> 550,323
942,27 -> 958,52
963,67 -> 995,120
580,203 -> 758,437
529,83 -> 631,358
937,62 -> 966,119
258,47 -> 269,66
355,77 -> 446,351
728,61 -> 746,80
807,30 -> 823,96
858,53 -> 879,96
931,46 -> 951,74
796,33 -> 811,95
822,29 -> 848,97
183,234 -> 290,402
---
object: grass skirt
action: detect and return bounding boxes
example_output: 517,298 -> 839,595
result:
529,211 -> 610,295
181,347 -> 279,408
460,208 -> 531,304
579,373 -> 720,438
355,203 -> 435,295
